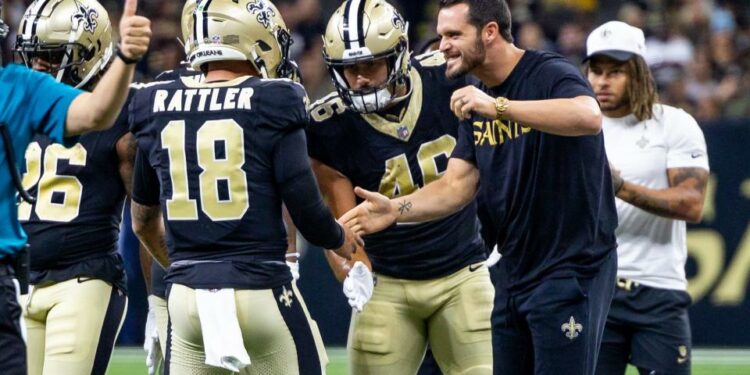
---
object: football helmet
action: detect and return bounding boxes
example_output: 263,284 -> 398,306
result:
185,0 -> 298,80
323,0 -> 411,113
14,0 -> 113,88
180,0 -> 197,56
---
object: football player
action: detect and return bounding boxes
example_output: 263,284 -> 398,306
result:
306,1 -> 493,373
15,1 -> 137,374
129,1 -> 358,374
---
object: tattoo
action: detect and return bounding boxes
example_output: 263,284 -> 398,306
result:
625,191 -> 673,218
132,202 -> 160,224
620,167 -> 709,220
669,167 -> 709,194
609,163 -> 624,194
117,133 -> 137,195
612,173 -> 624,194
398,200 -> 412,215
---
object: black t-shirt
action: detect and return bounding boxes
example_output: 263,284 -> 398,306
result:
451,50 -> 618,292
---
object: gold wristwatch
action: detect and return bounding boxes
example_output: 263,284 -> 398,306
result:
495,96 -> 510,120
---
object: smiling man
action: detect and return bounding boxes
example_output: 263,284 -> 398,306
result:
340,1 -> 618,374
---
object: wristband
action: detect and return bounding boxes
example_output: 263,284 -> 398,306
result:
116,46 -> 140,65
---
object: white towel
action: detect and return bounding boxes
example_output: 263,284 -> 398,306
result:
195,288 -> 251,372
485,246 -> 503,267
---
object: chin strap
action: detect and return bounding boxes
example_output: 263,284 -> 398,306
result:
0,124 -> 36,204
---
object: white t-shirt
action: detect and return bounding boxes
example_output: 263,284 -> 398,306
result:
603,104 -> 709,291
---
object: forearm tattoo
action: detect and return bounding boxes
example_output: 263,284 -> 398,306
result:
132,202 -> 159,224
669,168 -> 708,194
621,167 -> 708,219
398,200 -> 412,215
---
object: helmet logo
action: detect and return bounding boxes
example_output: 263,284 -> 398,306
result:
392,11 -> 405,32
246,0 -> 276,29
72,3 -> 99,33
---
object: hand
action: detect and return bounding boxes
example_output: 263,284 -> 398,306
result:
485,245 -> 503,267
450,85 -> 497,120
330,221 -> 361,261
609,162 -> 624,194
340,187 -> 397,237
143,305 -> 162,375
119,0 -> 151,61
343,261 -> 374,312
286,260 -> 300,281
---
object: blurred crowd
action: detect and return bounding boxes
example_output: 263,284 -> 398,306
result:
2,0 -> 749,122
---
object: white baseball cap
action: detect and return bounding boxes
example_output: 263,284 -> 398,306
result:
585,21 -> 646,61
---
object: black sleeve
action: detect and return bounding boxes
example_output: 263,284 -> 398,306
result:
273,128 -> 345,250
104,97 -> 132,150
545,58 -> 596,99
132,147 -> 161,206
450,119 -> 476,163
306,119 -> 339,170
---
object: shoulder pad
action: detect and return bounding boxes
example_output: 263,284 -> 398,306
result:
309,92 -> 347,123
413,50 -> 446,69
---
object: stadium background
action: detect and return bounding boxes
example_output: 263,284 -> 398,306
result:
2,0 -> 749,372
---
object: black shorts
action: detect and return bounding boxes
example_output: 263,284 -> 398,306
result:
597,279 -> 692,375
491,252 -> 617,375
0,263 -> 27,375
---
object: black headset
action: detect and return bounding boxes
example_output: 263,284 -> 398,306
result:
0,124 -> 36,204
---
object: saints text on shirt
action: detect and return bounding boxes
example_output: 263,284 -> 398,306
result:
152,87 -> 254,113
473,119 -> 531,146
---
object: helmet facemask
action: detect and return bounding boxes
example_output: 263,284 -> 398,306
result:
326,37 -> 410,113
15,36 -> 104,87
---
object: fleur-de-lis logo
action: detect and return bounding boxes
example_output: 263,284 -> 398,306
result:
601,28 -> 612,39
392,11 -> 405,32
279,286 -> 294,308
561,316 -> 583,340
72,3 -> 98,33
247,0 -> 275,29
677,345 -> 689,364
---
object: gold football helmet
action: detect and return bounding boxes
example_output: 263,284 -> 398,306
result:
322,0 -> 410,113
180,0 -> 198,56
184,0 -> 298,80
14,0 -> 113,88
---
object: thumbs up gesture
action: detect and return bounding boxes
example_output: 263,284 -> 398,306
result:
118,0 -> 151,62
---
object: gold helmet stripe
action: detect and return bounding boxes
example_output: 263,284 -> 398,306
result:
23,0 -> 51,40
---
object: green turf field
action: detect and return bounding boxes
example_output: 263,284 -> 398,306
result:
106,347 -> 750,374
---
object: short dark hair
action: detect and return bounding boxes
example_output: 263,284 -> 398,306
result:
439,0 -> 513,43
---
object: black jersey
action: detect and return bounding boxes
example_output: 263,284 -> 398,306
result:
307,52 -> 486,279
451,50 -> 618,292
20,103 -> 130,289
130,75 -> 342,289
